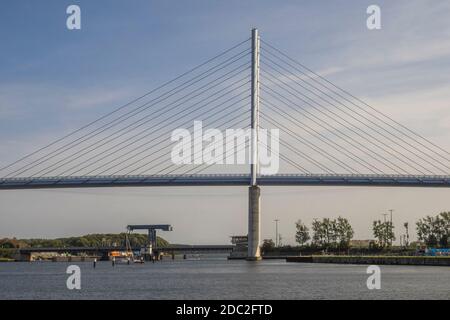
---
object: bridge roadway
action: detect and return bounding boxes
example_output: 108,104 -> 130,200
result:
1,174 -> 450,189
19,245 -> 234,254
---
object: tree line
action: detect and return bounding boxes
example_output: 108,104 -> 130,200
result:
294,217 -> 354,250
416,212 -> 449,247
288,211 -> 449,250
0,233 -> 170,249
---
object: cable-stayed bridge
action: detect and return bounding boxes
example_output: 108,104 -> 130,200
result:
1,29 -> 449,259
1,174 -> 449,189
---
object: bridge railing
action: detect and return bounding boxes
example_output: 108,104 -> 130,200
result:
2,173 -> 450,183
0,173 -> 252,183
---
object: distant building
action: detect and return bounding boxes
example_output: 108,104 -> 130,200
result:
230,236 -> 248,245
228,235 -> 248,259
349,240 -> 372,248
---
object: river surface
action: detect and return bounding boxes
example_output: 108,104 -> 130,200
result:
0,257 -> 448,299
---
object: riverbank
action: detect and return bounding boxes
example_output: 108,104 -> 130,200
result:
286,255 -> 450,266
0,258 -> 14,262
1,260 -> 449,299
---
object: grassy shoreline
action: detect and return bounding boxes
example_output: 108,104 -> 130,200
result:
286,255 -> 450,266
0,257 -> 15,262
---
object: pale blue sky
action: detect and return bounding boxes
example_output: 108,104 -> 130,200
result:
1,1 -> 450,244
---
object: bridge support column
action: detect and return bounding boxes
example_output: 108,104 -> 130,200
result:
247,28 -> 261,261
148,228 -> 157,255
247,185 -> 261,260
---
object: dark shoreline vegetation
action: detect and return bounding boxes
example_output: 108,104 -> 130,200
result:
0,233 -> 169,260
286,255 -> 450,266
0,212 -> 448,262
261,211 -> 449,254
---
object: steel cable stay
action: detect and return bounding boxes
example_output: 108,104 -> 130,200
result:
261,113 -> 353,174
9,57 -> 251,177
5,54 -> 251,177
260,40 -> 450,160
3,47 -> 251,178
52,81 -> 250,177
2,32 -> 450,190
260,54 -> 450,173
176,132 -> 315,176
49,69 -> 250,178
113,114 -> 251,177
262,89 -> 430,176
276,138 -> 336,174
86,97 -> 251,177
160,120 -> 316,182
260,100 -> 386,174
143,118 -> 253,184
140,114 -> 251,177
0,38 -> 251,175
107,98 -> 251,177
258,133 -> 311,174
260,94 -> 408,175
260,71 -> 434,175
261,62 -> 445,174
17,65 -> 251,178
261,84 -> 420,175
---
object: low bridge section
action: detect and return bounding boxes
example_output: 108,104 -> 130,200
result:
17,245 -> 234,261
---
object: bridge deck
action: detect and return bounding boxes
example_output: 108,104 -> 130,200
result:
1,174 -> 450,189
19,245 -> 234,253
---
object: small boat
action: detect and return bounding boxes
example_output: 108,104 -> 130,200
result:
109,251 -> 133,264
109,231 -> 145,264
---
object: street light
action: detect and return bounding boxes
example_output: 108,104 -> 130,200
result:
274,219 -> 279,247
404,222 -> 409,247
389,209 -> 394,246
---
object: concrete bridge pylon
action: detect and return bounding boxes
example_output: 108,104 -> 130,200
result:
247,28 -> 262,261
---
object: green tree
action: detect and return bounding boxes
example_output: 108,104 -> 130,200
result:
312,217 -> 354,250
261,239 -> 275,252
373,220 -> 395,248
416,212 -> 449,248
312,218 -> 326,247
335,216 -> 354,249
295,220 -> 310,246
312,218 -> 335,248
373,220 -> 384,247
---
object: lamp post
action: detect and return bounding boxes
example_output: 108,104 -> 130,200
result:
274,219 -> 279,247
381,213 -> 388,247
389,209 -> 394,246
404,222 -> 409,247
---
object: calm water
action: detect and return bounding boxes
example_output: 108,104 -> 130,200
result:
0,257 -> 449,299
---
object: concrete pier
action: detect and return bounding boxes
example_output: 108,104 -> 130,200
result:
286,255 -> 450,266
247,28 -> 261,261
247,186 -> 261,260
